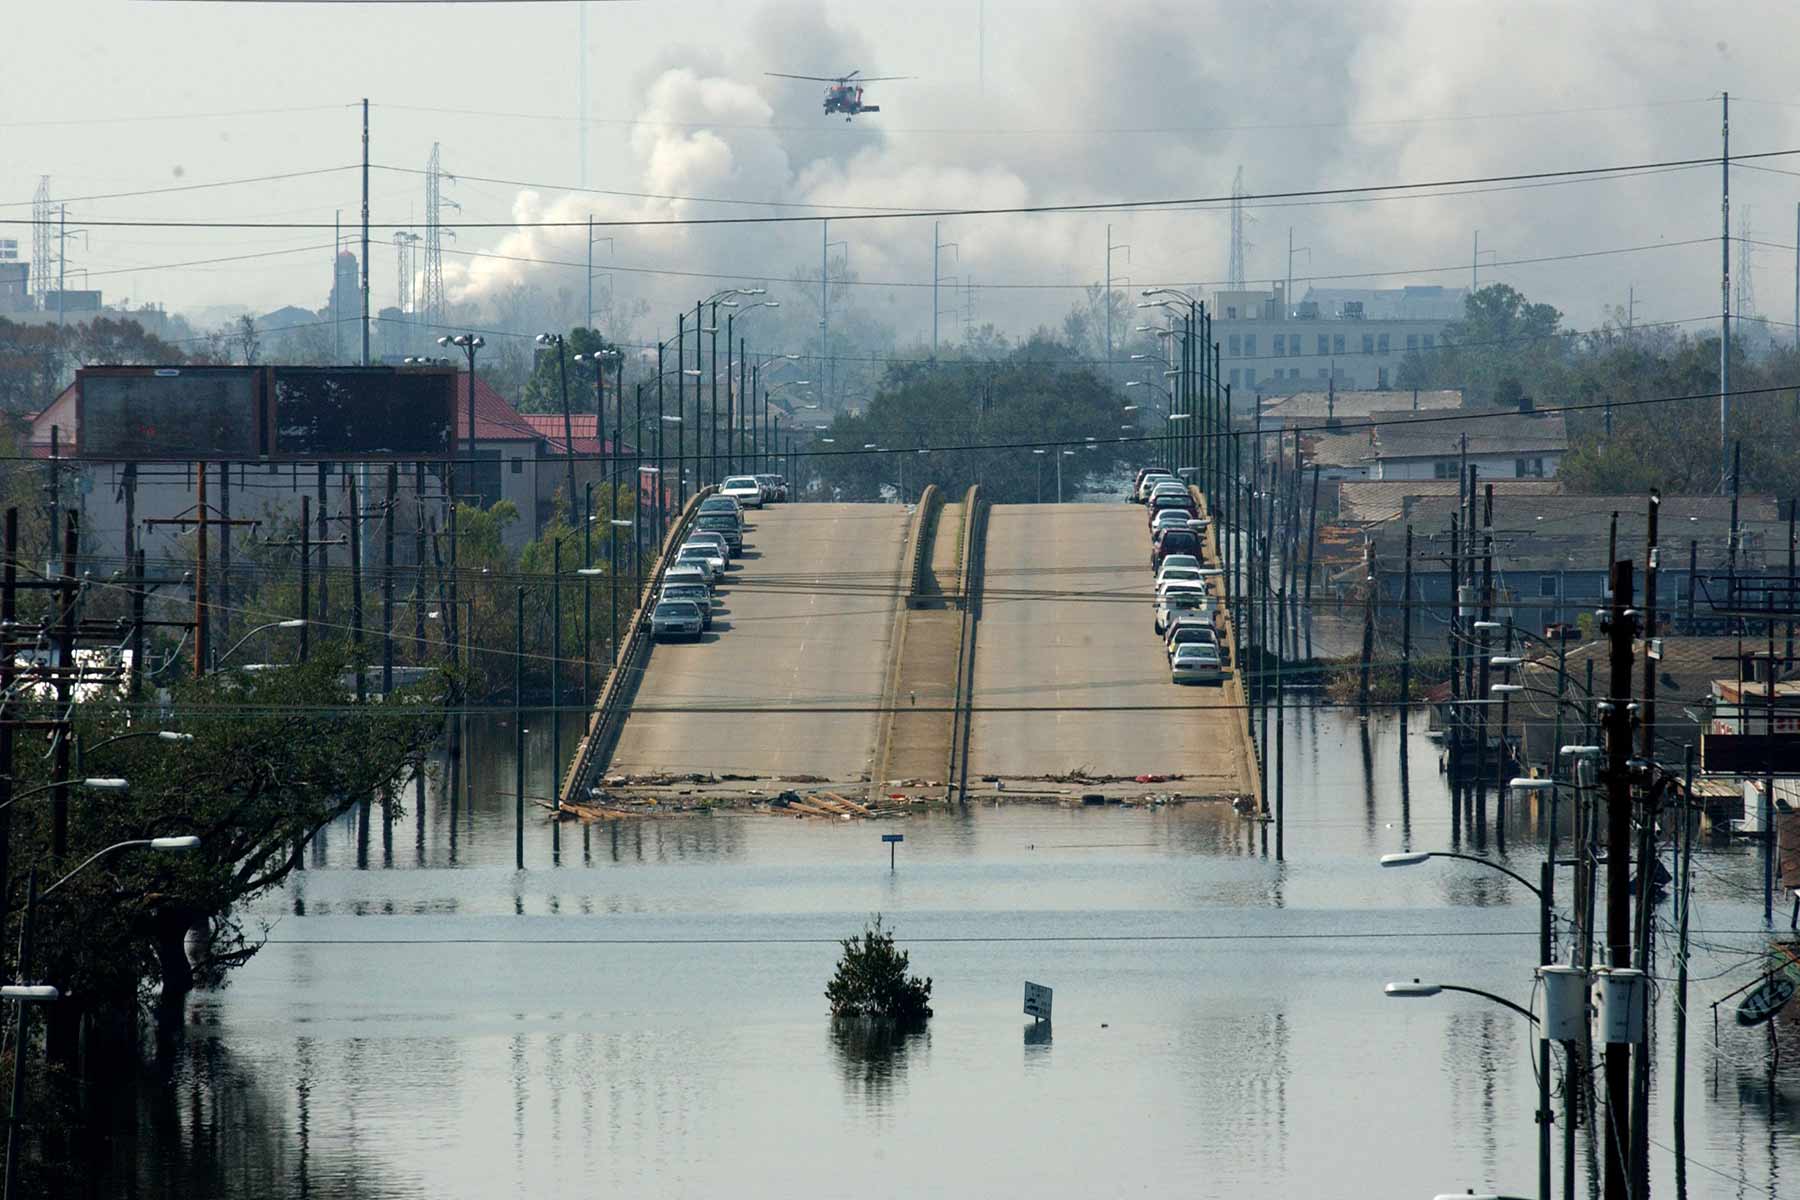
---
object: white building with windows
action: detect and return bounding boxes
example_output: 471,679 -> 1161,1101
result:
1210,284 -> 1466,395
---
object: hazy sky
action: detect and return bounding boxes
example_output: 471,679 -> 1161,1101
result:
8,1 -> 1800,348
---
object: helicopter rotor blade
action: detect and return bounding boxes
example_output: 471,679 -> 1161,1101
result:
765,72 -> 841,82
849,76 -> 911,83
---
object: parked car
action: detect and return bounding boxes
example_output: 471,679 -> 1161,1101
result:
1156,553 -> 1202,576
651,599 -> 706,642
1148,494 -> 1198,527
658,582 -> 714,629
1150,508 -> 1195,534
1135,472 -> 1176,503
686,529 -> 734,561
1154,566 -> 1206,594
699,495 -> 743,519
694,512 -> 743,550
1151,527 -> 1203,567
1170,642 -> 1226,685
1154,587 -> 1214,634
1165,620 -> 1223,661
676,542 -> 724,579
664,563 -> 713,592
1148,481 -> 1188,502
755,474 -> 785,503
1129,466 -> 1162,500
773,475 -> 790,501
720,475 -> 765,507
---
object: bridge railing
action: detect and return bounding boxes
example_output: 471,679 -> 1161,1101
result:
944,484 -> 989,801
557,487 -> 714,806
904,484 -> 943,608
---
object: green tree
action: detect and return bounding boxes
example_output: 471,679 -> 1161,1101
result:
11,648 -> 444,1023
520,327 -> 621,415
809,335 -> 1132,504
825,915 -> 933,1023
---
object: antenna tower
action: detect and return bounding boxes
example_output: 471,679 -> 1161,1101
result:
1228,165 -> 1249,290
394,231 -> 420,316
422,143 -> 457,332
30,177 -> 52,305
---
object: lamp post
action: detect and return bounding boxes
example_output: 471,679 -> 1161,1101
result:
702,289 -> 764,483
437,333 -> 483,702
752,355 -> 801,474
1382,846 -> 1557,1200
536,332 -> 579,518
1384,977 -> 1544,1200
725,302 -> 779,474
213,619 -> 306,668
4,836 -> 201,1199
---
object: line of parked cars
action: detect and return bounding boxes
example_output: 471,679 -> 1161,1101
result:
1130,467 -> 1228,686
651,491 -> 750,641
718,473 -> 788,508
648,476 -> 789,641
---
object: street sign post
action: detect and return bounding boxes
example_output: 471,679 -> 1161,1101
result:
1023,980 -> 1053,1024
882,832 -> 903,870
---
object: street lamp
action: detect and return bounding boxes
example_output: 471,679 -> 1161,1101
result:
0,777 -> 128,815
725,301 -> 779,474
214,619 -> 306,668
1381,851 -> 1556,1200
4,835 -> 200,1198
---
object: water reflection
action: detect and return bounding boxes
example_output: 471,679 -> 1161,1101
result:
48,708 -> 1796,1198
829,1017 -> 929,1107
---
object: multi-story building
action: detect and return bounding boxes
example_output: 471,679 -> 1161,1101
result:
1212,284 -> 1466,395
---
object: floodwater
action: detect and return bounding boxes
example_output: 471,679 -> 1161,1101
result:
83,708 -> 1795,1198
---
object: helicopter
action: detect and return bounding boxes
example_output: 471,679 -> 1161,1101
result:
764,69 -> 908,120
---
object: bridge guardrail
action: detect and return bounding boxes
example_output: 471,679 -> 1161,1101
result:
944,485 -> 988,801
904,484 -> 944,609
557,487 -> 714,806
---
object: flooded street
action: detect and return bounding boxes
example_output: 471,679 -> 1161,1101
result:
101,709 -> 1793,1198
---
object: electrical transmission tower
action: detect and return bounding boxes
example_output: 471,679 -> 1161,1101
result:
1228,165 -> 1250,290
422,143 -> 457,333
30,177 -> 52,306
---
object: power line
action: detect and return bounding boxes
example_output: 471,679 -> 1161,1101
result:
0,166 -> 359,210
4,147 -> 1792,232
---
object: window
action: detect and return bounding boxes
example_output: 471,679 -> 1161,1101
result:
1317,335 -> 1330,355
1226,305 -> 1239,319
1433,459 -> 1459,479
1362,334 -> 1375,355
1515,457 -> 1546,478
1377,367 -> 1389,388
1423,334 -> 1436,349
1317,368 -> 1330,379
1273,334 -> 1286,355
1228,334 -> 1241,356
1377,334 -> 1390,354
510,457 -> 524,475
1229,368 -> 1242,387
1290,337 -> 1302,357
1406,334 -> 1419,351
1333,334 -> 1346,354
1244,334 -> 1257,356
1540,575 -> 1558,598
471,449 -> 503,508
1288,368 -> 1301,380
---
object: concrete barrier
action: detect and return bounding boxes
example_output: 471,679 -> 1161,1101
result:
903,484 -> 944,609
557,487 -> 713,806
944,485 -> 989,800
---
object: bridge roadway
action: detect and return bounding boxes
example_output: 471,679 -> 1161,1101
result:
607,503 -> 910,783
967,502 -> 1254,792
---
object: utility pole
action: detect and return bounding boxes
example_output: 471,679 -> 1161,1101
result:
1602,558 -> 1636,1200
361,98 -> 371,366
1472,229 -> 1479,290
1721,91 -> 1731,494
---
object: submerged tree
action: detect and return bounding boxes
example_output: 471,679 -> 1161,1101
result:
825,914 -> 933,1023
